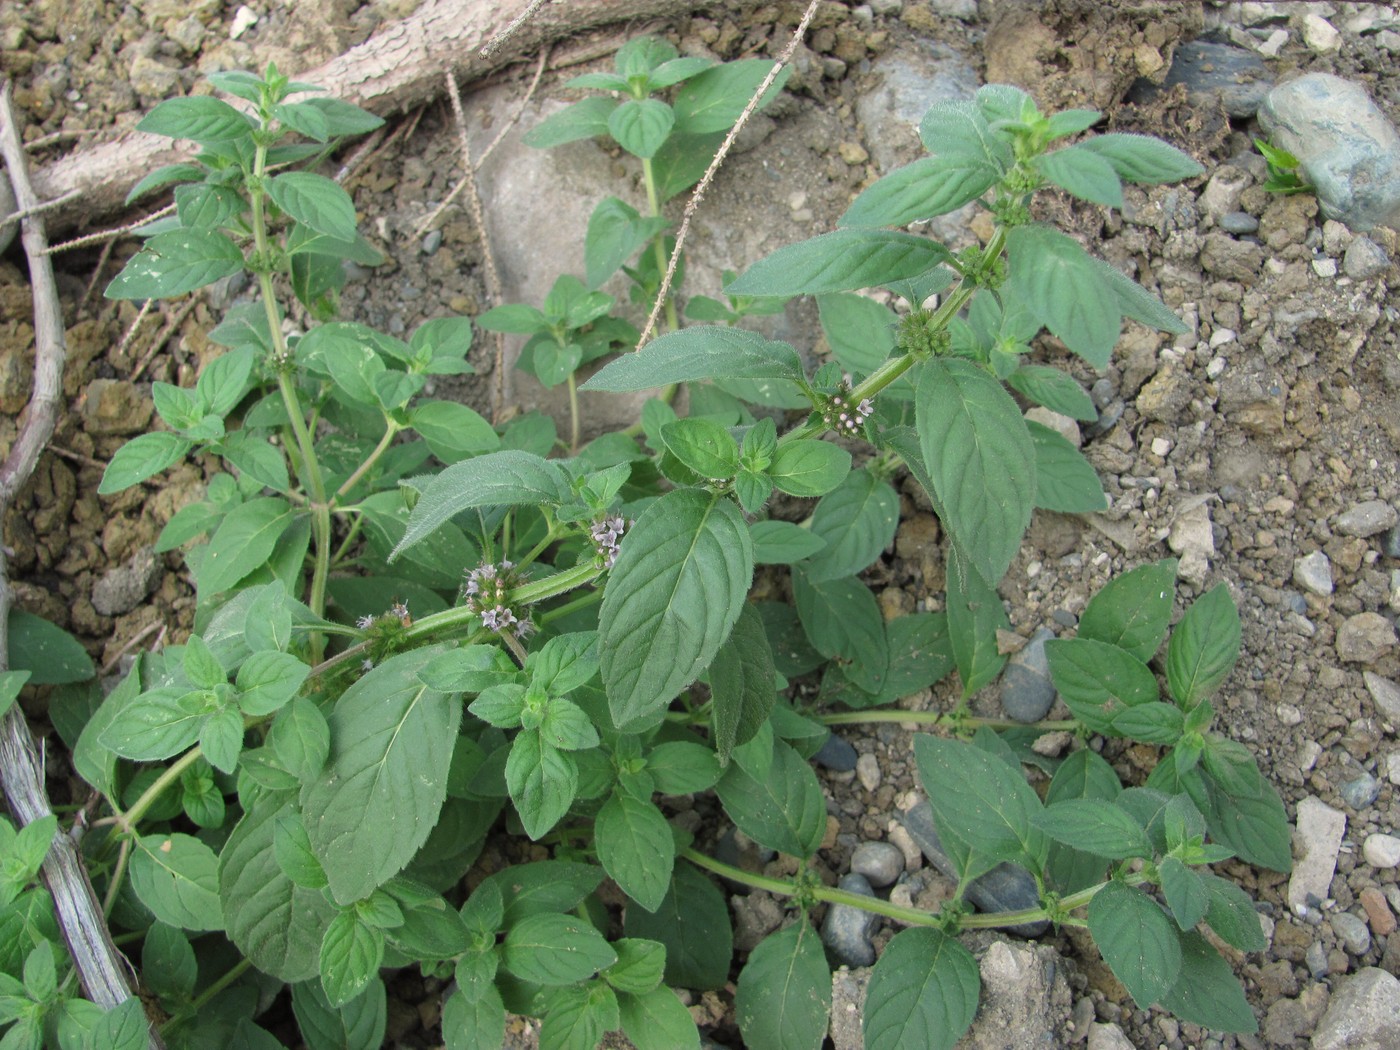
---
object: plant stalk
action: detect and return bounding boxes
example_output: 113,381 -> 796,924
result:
640,157 -> 679,332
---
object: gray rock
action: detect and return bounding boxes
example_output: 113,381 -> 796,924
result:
1305,939 -> 1330,979
998,627 -> 1057,723
1289,796 -> 1346,912
1383,525 -> 1400,559
1087,1022 -> 1136,1050
1259,74 -> 1400,232
855,752 -> 882,792
421,229 -> 443,255
1293,551 -> 1334,596
1333,912 -> 1372,955
898,800 -> 1048,936
1337,500 -> 1399,538
1313,968 -> 1400,1050
959,941 -> 1072,1050
851,841 -> 905,888
1341,772 -> 1381,810
1336,613 -> 1398,664
1200,165 -> 1252,223
814,732 -> 858,772
91,547 -> 161,617
822,873 -> 880,967
1218,210 -> 1260,234
0,162 -> 15,255
1134,40 -> 1272,118
732,892 -> 784,952
829,967 -> 870,1050
1365,672 -> 1400,721
1363,832 -> 1400,869
1344,237 -> 1390,280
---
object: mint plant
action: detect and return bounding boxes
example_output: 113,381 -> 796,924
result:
6,52 -> 1295,1050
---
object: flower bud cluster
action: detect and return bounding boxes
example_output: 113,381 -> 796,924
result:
463,560 -> 534,640
590,516 -> 628,569
821,386 -> 874,437
896,309 -> 951,358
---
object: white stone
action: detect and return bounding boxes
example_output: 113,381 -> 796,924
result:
1363,833 -> 1400,869
1385,751 -> 1400,787
1364,672 -> 1400,722
1207,355 -> 1227,379
1025,406 -> 1081,448
1288,796 -> 1347,912
1313,969 -> 1400,1050
1293,550 -> 1335,596
1297,739 -> 1323,773
1167,502 -> 1214,588
886,821 -> 923,872
1209,327 -> 1237,347
1277,702 -> 1304,725
1258,27 -> 1289,55
1312,256 -> 1339,278
1151,437 -> 1172,456
229,4 -> 258,38
1087,1022 -> 1136,1050
856,752 -> 882,793
1302,13 -> 1342,52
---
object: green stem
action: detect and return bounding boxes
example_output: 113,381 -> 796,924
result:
404,561 -> 603,642
161,958 -> 254,1034
818,709 -> 1078,733
566,373 -> 581,454
123,746 -> 203,829
641,157 -> 679,333
538,587 -> 603,626
336,420 -> 401,500
101,839 -> 131,919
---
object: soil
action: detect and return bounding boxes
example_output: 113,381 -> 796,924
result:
3,1 -> 1400,1048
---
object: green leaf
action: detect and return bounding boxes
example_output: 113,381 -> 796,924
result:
1028,421 -> 1107,512
840,155 -> 999,227
583,196 -> 667,290
501,913 -> 616,986
274,811 -> 328,890
442,984 -> 506,1050
623,862 -> 729,989
236,651 -> 310,717
198,497 -> 296,595
645,741 -> 722,794
474,302 -> 549,335
523,96 -> 619,148
137,96 -> 253,144
175,182 -> 245,230
761,441 -> 848,500
84,998 -> 151,1050
1034,144 -> 1124,207
130,833 -> 223,931
300,97 -> 385,138
270,697 -> 331,782
863,927 -> 980,1050
727,230 -> 953,297
1078,559 -> 1177,662
98,432 -> 193,494
98,687 -> 204,761
817,293 -> 897,377
1045,637 -> 1158,735
124,162 -> 209,205
945,551 -> 1010,697
709,603 -> 777,763
1087,881 -> 1182,1008
478,860 -> 602,926
916,358 -> 1034,585
1080,133 -> 1204,184
1159,856 -> 1208,929
1045,108 -> 1103,137
200,703 -> 244,774
1165,584 -> 1240,708
801,468 -> 899,582
600,489 -> 752,729
615,36 -> 676,77
291,977 -> 387,1050
716,739 -> 826,858
618,986 -> 701,1050
1032,800 -> 1150,859
793,573 -> 888,693
1199,872 -> 1266,952
1158,931 -> 1257,1033
267,172 -> 359,242
648,55 -> 714,89
105,228 -> 245,300
919,100 -> 1013,169
1006,365 -> 1097,422
539,984 -> 617,1050
673,59 -> 788,134
915,735 -> 1049,873
504,729 -> 577,840
608,98 -> 674,158
394,451 -> 569,557
221,430 -> 290,492
604,939 -> 666,996
319,910 -> 383,1008
582,326 -> 803,392
1201,773 -> 1291,873
301,649 -> 462,904
596,793 -> 674,912
735,920 -> 830,1050
142,922 -> 196,1005
750,521 -> 826,565
660,418 -> 739,478
1006,225 -> 1121,368
8,815 -> 55,882
1111,701 -> 1184,745
6,611 -> 94,685
410,401 -> 499,464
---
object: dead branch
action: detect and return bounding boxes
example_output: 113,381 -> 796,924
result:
32,0 -> 713,235
0,80 -> 164,1048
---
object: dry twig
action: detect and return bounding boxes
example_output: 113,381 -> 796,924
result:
636,0 -> 824,348
0,79 -> 163,1049
479,0 -> 553,58
45,202 -> 177,256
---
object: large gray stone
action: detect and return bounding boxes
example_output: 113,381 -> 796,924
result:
1288,796 -> 1345,912
1147,40 -> 1273,118
998,627 -> 1057,723
958,941 -> 1072,1050
1259,74 -> 1400,232
822,873 -> 880,967
1312,968 -> 1400,1050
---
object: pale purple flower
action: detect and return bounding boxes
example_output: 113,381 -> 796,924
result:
356,614 -> 375,630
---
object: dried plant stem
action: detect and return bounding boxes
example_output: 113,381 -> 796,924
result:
79,236 -> 117,310
636,0 -> 824,349
1,187 -> 83,226
45,202 -> 176,256
443,70 -> 508,419
479,0 -> 552,58
114,297 -> 154,362
130,298 -> 198,383
0,79 -> 163,1049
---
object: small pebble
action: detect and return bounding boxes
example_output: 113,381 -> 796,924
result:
821,873 -> 879,967
1386,752 -> 1400,786
1363,832 -> 1400,869
421,229 -> 443,255
1341,773 -> 1381,810
851,841 -> 905,888
1382,524 -> 1400,558
1332,911 -> 1372,955
887,823 -> 922,872
230,4 -> 258,38
1366,672 -> 1400,722
1359,887 -> 1396,936
998,627 -> 1057,723
1277,703 -> 1303,726
1311,257 -> 1338,278
1218,211 -> 1260,234
856,752 -> 882,793
1305,940 -> 1329,979
1292,551 -> 1334,596
814,732 -> 858,772
1337,501 -> 1399,538
1344,237 -> 1390,280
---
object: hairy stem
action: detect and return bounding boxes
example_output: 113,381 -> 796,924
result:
640,157 -> 679,332
336,420 -> 401,500
121,747 -> 203,830
566,372 -> 581,453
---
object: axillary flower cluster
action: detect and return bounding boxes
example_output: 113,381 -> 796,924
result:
463,560 -> 534,639
821,383 -> 874,437
589,515 -> 628,569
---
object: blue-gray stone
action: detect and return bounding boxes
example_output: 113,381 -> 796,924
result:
822,873 -> 880,967
999,627 -> 1057,723
1083,400 -> 1123,440
1331,911 -> 1372,956
851,841 -> 905,888
1131,40 -> 1272,118
1383,525 -> 1400,559
421,229 -> 443,255
1284,591 -> 1309,615
1218,211 -> 1260,234
1259,74 -> 1400,232
814,732 -> 859,772
898,800 -> 1048,936
1340,773 -> 1381,810
1305,939 -> 1329,979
